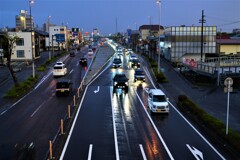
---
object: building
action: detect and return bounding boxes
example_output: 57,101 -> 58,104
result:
46,26 -> 67,51
139,25 -> 164,40
217,39 -> 240,56
8,31 -> 35,61
163,26 -> 217,65
15,10 -> 33,32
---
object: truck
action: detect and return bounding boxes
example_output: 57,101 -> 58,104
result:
113,74 -> 129,93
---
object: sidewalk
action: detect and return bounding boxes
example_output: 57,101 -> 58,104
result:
159,58 -> 240,132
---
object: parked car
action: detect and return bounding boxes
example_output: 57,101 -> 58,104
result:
56,79 -> 72,96
147,89 -> 169,114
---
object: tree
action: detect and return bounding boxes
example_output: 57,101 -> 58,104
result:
0,32 -> 19,86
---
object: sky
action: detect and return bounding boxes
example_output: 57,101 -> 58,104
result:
1,0 -> 240,35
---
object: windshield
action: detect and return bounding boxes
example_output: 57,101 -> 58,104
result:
54,66 -> 64,69
135,70 -> 144,75
152,95 -> 166,102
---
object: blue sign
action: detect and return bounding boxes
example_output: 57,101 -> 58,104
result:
55,34 -> 65,42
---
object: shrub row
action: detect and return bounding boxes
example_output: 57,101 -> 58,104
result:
178,95 -> 240,157
5,75 -> 38,99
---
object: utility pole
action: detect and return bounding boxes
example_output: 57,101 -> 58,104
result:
29,0 -> 35,78
199,10 -> 206,63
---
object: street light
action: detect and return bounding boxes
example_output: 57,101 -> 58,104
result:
156,0 -> 161,73
29,0 -> 35,78
48,15 -> 51,60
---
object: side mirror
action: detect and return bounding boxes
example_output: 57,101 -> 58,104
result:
166,97 -> 169,101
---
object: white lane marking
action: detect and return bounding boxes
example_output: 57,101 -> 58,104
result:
88,144 -> 93,160
0,69 -> 53,117
169,101 -> 225,160
142,63 -> 225,159
30,100 -> 46,117
94,86 -> 100,93
59,85 -> 88,160
143,67 -> 157,89
135,90 -> 174,160
69,69 -> 74,74
139,144 -> 147,160
110,89 -> 120,160
34,70 -> 52,90
186,144 -> 203,160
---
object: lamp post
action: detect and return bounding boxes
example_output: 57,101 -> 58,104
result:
29,0 -> 35,78
156,0 -> 161,73
48,15 -> 51,60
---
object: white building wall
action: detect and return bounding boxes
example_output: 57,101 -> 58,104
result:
9,32 -> 34,61
46,26 -> 67,49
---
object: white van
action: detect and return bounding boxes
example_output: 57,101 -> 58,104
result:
147,89 -> 169,114
53,62 -> 67,77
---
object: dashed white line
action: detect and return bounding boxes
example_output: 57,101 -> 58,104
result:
139,144 -> 147,160
88,144 -> 93,160
69,69 -> 74,74
110,88 -> 120,160
30,100 -> 46,117
135,89 -> 174,160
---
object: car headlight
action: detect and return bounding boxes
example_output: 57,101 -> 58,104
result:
125,82 -> 128,86
152,105 -> 156,109
114,82 -> 118,86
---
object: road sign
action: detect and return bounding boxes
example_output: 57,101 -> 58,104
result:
224,77 -> 233,86
224,87 -> 233,93
55,34 -> 65,42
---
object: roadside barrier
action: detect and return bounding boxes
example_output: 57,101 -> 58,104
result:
48,140 -> 54,160
68,105 -> 71,119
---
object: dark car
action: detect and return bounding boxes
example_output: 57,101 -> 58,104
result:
134,69 -> 145,82
112,58 -> 122,68
113,74 -> 129,93
130,59 -> 140,68
79,57 -> 88,66
70,51 -> 75,57
56,79 -> 72,96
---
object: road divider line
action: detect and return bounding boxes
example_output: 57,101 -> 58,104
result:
69,69 -> 74,74
143,61 -> 225,160
59,85 -> 89,160
30,100 -> 46,117
168,101 -> 225,160
135,89 -> 174,160
139,144 -> 147,160
110,88 -> 120,160
88,144 -> 93,160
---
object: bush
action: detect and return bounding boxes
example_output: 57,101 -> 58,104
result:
5,75 -> 38,99
177,94 -> 240,157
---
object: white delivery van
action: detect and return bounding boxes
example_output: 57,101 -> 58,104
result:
147,89 -> 169,114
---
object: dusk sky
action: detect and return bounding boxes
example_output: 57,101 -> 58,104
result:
1,0 -> 240,35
